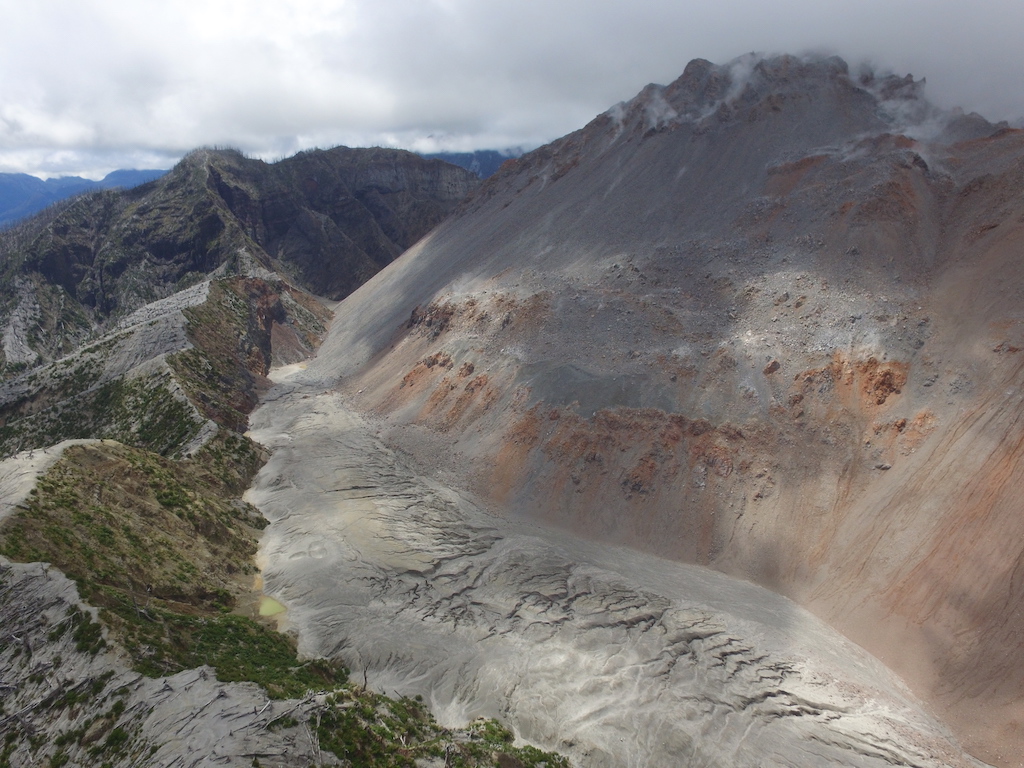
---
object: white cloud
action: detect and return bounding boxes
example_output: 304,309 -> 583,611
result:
1,0 -> 1023,178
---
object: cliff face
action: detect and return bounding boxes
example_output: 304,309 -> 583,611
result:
0,146 -> 478,377
207,145 -> 480,300
312,54 -> 1024,765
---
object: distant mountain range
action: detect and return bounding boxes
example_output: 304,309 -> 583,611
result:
420,149 -> 521,178
0,169 -> 168,227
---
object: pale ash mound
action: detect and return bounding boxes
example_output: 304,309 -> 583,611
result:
308,54 -> 1024,765
245,378 -> 987,768
0,557 -> 329,768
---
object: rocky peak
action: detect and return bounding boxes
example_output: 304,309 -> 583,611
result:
611,54 -> 922,136
476,53 -> 1002,222
587,58 -> 996,160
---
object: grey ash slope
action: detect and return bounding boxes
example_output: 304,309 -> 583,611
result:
306,54 -> 1024,765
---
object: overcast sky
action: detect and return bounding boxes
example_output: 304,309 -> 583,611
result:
2,0 -> 1022,179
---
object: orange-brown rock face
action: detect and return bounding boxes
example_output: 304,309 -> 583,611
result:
316,56 -> 1024,766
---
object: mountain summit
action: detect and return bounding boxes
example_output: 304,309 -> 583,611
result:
313,53 -> 1023,765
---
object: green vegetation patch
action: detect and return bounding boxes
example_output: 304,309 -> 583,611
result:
106,603 -> 345,697
315,689 -> 570,768
0,434 -> 351,699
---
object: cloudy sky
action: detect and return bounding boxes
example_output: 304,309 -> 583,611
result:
2,0 -> 1022,179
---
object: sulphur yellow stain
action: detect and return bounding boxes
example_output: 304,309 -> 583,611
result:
258,596 -> 286,617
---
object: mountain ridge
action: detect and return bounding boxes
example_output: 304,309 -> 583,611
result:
0,145 -> 479,378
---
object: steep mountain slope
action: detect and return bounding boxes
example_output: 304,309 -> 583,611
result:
0,146 -> 478,378
307,54 -> 1024,766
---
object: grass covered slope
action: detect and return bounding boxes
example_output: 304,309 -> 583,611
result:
0,437 -> 289,678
